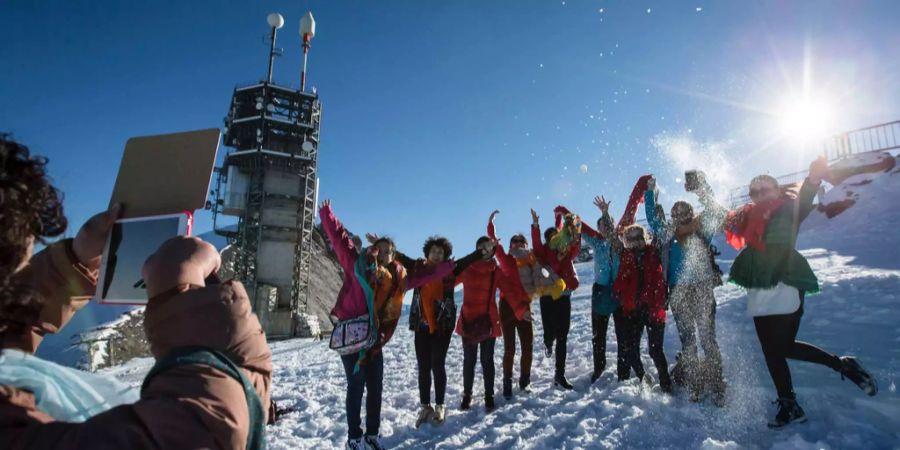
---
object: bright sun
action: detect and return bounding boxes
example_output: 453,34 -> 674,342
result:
777,94 -> 833,143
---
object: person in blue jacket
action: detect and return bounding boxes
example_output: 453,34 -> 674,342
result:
644,174 -> 728,403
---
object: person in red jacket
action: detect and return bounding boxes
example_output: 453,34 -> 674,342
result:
487,211 -> 537,399
531,207 -> 581,390
455,236 -> 501,411
613,216 -> 673,392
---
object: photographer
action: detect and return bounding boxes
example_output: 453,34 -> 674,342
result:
0,135 -> 272,449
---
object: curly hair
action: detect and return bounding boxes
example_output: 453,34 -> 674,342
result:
422,235 -> 452,260
0,134 -> 67,341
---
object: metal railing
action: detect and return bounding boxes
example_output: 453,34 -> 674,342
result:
729,120 -> 900,207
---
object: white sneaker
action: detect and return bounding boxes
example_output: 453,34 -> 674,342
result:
346,438 -> 365,450
432,404 -> 446,424
415,404 -> 434,428
364,434 -> 386,450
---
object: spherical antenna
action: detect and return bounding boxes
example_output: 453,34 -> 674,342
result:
267,13 -> 285,29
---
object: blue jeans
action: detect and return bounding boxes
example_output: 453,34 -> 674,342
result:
341,352 -> 384,439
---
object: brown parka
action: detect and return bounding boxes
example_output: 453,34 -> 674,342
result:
0,239 -> 272,450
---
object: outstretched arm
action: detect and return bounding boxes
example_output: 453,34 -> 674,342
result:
618,175 -> 652,232
319,201 -> 359,271
530,209 -> 548,262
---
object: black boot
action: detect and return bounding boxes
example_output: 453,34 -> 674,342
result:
840,357 -> 878,396
590,371 -> 601,384
768,397 -> 807,429
554,374 -> 574,390
459,395 -> 471,411
503,378 -> 513,399
485,395 -> 496,412
544,342 -> 553,358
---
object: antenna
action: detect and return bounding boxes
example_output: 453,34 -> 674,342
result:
299,11 -> 316,91
266,13 -> 285,83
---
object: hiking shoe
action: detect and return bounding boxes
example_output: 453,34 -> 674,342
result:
485,395 -> 496,411
432,404 -> 446,424
554,375 -> 574,390
364,435 -> 386,450
459,395 -> 472,411
840,357 -> 878,396
346,438 -> 365,450
503,378 -> 513,399
414,404 -> 434,428
768,398 -> 807,429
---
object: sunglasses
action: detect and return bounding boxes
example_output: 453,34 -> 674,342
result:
749,186 -> 775,198
511,238 -> 527,244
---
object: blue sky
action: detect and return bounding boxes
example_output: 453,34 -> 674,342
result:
3,0 -> 899,260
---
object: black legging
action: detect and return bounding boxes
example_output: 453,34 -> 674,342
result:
753,294 -> 842,399
619,311 -> 670,384
414,327 -> 453,405
540,294 -> 572,377
462,338 -> 496,398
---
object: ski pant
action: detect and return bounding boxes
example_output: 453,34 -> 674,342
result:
619,311 -> 670,385
414,327 -> 452,405
540,294 -> 571,377
341,352 -> 384,440
591,285 -> 628,377
499,297 -> 533,385
753,294 -> 842,399
463,337 -> 496,398
670,283 -> 723,387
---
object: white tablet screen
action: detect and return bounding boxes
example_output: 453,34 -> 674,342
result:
100,217 -> 182,302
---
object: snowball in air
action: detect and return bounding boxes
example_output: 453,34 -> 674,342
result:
580,164 -> 588,173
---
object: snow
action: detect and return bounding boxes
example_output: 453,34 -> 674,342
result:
101,164 -> 900,448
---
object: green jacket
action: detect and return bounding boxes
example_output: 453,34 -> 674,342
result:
728,179 -> 820,293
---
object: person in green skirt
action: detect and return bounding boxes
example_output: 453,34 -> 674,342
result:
725,156 -> 878,429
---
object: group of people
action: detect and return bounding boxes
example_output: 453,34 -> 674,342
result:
0,133 -> 881,450
323,157 -> 879,450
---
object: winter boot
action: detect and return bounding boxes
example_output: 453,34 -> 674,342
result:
519,375 -> 531,392
432,404 -> 446,424
459,395 -> 472,411
839,357 -> 878,396
346,438 -> 365,450
545,342 -> 553,358
768,397 -> 807,429
658,371 -> 673,394
503,378 -> 513,400
364,434 -> 386,450
414,404 -> 434,428
554,374 -> 574,390
485,395 -> 496,412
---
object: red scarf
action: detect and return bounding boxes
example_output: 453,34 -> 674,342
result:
725,199 -> 785,252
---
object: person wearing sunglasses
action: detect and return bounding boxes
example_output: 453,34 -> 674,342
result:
530,207 -> 582,390
488,211 -> 539,399
725,156 -> 877,429
643,172 -> 728,405
611,221 -> 673,394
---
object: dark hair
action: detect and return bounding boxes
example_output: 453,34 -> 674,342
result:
596,215 -> 613,234
543,227 -> 558,243
509,233 -> 528,247
0,135 -> 67,341
751,174 -> 779,189
671,201 -> 693,218
373,236 -> 395,251
423,235 -> 452,260
475,236 -> 491,247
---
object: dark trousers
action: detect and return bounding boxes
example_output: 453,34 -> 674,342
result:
414,327 -> 452,405
540,294 -> 572,376
591,314 -> 611,374
463,338 -> 496,398
619,311 -> 670,384
670,283 -> 722,386
499,298 -> 534,384
753,295 -> 842,399
341,352 -> 383,440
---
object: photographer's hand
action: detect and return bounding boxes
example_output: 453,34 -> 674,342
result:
73,203 -> 121,271
142,237 -> 221,298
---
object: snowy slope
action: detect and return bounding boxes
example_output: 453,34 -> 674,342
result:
102,167 -> 900,449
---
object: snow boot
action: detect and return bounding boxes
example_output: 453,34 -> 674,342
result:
459,395 -> 472,411
554,374 -> 574,390
503,378 -> 513,400
485,395 -> 496,412
432,404 -> 446,424
415,404 -> 434,428
840,356 -> 878,396
544,342 -> 553,358
364,434 -> 386,450
519,375 -> 531,392
346,438 -> 365,450
768,397 -> 807,429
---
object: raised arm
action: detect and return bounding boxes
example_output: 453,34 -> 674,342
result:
319,201 -> 359,271
618,175 -> 652,232
407,260 -> 456,291
530,209 -> 549,263
643,185 -> 666,239
453,248 -> 483,277
797,157 -> 828,224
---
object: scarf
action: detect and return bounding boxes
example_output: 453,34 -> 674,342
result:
0,349 -> 139,422
725,198 -> 785,252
